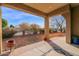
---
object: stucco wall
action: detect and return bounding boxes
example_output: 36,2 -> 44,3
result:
62,11 -> 71,44
71,6 -> 79,36
0,7 -> 2,54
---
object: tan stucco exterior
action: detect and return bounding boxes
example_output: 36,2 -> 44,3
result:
44,16 -> 49,40
62,11 -> 71,44
71,6 -> 79,36
0,6 -> 2,54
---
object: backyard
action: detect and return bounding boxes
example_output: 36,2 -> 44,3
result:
2,32 -> 65,51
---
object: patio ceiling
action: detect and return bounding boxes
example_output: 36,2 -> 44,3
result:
24,3 -> 67,13
1,3 -> 79,17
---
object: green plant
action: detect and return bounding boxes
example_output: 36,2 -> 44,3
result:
2,18 -> 8,29
2,28 -> 16,39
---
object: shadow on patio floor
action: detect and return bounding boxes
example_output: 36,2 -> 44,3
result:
46,40 -> 73,56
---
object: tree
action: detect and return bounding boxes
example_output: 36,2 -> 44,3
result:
2,18 -> 8,29
10,25 -> 15,32
30,24 -> 40,34
19,23 -> 30,36
10,25 -> 14,28
50,15 -> 66,32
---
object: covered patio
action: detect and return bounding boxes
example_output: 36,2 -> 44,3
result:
0,3 -> 79,55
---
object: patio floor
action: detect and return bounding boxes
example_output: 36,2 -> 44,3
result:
1,34 -> 79,56
8,36 -> 79,56
50,37 -> 79,56
9,40 -> 64,56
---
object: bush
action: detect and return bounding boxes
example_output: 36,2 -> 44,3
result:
2,28 -> 16,39
39,29 -> 44,34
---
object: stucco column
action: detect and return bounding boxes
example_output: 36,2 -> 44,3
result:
44,16 -> 49,41
62,11 -> 71,44
0,6 -> 2,54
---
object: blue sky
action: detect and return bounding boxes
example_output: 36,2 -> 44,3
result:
2,6 -> 66,28
2,6 -> 44,28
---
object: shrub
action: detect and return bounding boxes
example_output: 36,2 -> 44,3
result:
2,18 -> 8,29
39,29 -> 44,34
2,28 -> 16,39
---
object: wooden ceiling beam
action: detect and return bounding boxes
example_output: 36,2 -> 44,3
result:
2,3 -> 47,17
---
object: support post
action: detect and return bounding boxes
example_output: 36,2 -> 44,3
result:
62,11 -> 71,44
0,5 -> 2,54
44,16 -> 49,41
